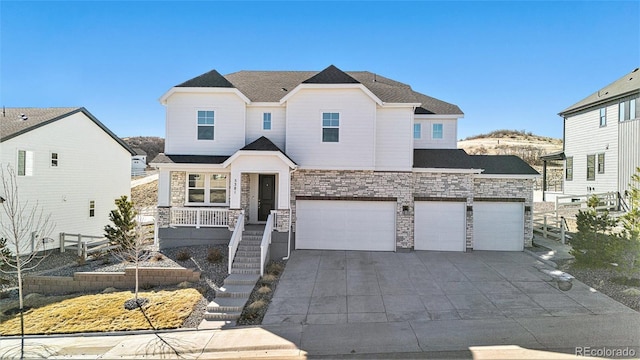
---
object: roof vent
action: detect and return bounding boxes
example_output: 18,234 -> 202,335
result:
633,68 -> 639,73
280,87 -> 287,92
20,113 -> 28,121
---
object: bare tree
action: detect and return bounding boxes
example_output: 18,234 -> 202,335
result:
0,164 -> 53,359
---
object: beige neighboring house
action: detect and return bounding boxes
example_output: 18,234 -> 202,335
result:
0,107 -> 134,252
557,68 -> 640,201
151,65 -> 539,256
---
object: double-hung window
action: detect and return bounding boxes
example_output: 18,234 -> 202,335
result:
432,123 -> 443,139
413,123 -> 421,139
619,96 -> 639,122
187,173 -> 228,205
89,201 -> 95,217
600,108 -> 606,127
263,113 -> 272,130
51,153 -> 59,167
597,153 -> 605,174
565,156 -> 573,181
322,112 -> 339,142
17,150 -> 34,176
197,110 -> 215,140
587,155 -> 596,181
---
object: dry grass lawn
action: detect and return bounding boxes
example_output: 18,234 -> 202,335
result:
0,289 -> 202,335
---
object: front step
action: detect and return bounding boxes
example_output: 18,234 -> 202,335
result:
215,284 -> 254,298
236,250 -> 260,257
204,312 -> 241,321
207,297 -> 248,312
231,268 -> 261,275
224,273 -> 260,286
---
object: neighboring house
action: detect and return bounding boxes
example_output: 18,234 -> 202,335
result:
131,147 -> 148,176
0,107 -> 133,251
151,65 -> 538,254
557,68 -> 640,200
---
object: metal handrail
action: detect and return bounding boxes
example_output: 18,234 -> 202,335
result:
260,212 -> 275,277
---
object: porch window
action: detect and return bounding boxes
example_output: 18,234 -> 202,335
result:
322,112 -> 339,142
187,173 -> 228,205
197,110 -> 214,140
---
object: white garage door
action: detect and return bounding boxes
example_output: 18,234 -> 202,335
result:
414,201 -> 466,251
295,200 -> 396,251
473,202 -> 524,251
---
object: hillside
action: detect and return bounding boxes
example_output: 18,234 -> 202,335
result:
122,136 -> 165,164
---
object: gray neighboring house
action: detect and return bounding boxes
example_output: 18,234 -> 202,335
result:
151,65 -> 539,256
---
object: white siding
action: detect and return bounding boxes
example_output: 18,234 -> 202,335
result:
0,112 -> 131,251
246,106 -> 286,150
375,107 -> 413,171
285,88 -> 376,169
413,118 -> 458,149
618,118 -> 640,195
164,92 -> 246,155
564,103 -> 619,196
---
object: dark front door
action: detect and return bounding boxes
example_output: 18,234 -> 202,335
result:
258,174 -> 276,221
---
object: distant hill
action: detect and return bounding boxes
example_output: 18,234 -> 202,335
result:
458,130 -> 562,167
122,136 -> 165,164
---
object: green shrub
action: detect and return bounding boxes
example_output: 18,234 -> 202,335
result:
569,196 -> 619,268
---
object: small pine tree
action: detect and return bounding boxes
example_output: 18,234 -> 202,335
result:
612,168 -> 640,277
570,195 -> 618,268
104,196 -> 137,249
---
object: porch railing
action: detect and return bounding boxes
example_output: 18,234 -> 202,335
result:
170,207 -> 229,228
228,212 -> 245,274
260,211 -> 275,277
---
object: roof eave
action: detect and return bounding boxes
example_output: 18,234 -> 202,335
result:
279,84 -> 383,106
159,87 -> 251,105
559,88 -> 640,117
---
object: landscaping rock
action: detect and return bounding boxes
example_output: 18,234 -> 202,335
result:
622,288 -> 640,297
102,287 -> 118,294
124,297 -> 149,310
24,293 -> 42,300
177,281 -> 192,289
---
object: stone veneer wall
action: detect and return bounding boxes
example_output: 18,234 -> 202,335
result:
240,173 -> 251,221
23,267 -> 200,295
272,209 -> 290,232
473,178 -> 535,247
291,170 -> 413,249
413,173 -> 474,248
170,171 -> 186,207
157,206 -> 170,228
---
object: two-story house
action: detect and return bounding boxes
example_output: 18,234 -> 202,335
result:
151,65 -> 538,255
131,147 -> 148,176
0,107 -> 133,252
558,68 -> 639,200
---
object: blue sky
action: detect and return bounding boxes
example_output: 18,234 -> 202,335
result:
1,1 -> 638,140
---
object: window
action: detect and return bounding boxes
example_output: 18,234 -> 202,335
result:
413,123 -> 421,139
51,153 -> 58,167
17,150 -> 33,176
600,108 -> 606,127
263,113 -> 272,130
598,153 -> 605,174
619,96 -> 639,122
89,201 -> 95,217
565,157 -> 573,181
197,110 -> 214,140
322,112 -> 339,142
187,173 -> 228,204
587,155 -> 596,181
432,123 -> 443,139
619,101 -> 625,122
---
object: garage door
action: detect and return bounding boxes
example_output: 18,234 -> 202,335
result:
295,200 -> 396,251
473,202 -> 524,251
414,201 -> 466,251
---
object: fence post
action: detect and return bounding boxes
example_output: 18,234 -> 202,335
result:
77,234 -> 82,257
560,216 -> 566,245
82,242 -> 88,260
543,216 -> 548,238
60,233 -> 65,253
196,209 -> 201,229
31,232 -> 36,253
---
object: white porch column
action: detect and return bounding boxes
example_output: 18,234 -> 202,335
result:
230,168 -> 242,208
278,169 -> 290,209
157,169 -> 171,207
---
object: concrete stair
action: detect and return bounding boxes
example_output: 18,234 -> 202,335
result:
203,228 -> 264,324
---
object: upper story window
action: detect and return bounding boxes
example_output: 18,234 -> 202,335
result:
413,123 -> 421,139
51,152 -> 59,167
565,156 -> 573,181
263,113 -> 272,130
619,96 -> 638,122
598,153 -> 605,174
432,123 -> 443,139
187,173 -> 228,205
17,150 -> 33,176
600,108 -> 606,127
587,154 -> 596,181
197,110 -> 215,140
89,200 -> 95,217
322,112 -> 340,142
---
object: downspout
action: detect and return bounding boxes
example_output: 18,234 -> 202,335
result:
282,166 -> 298,260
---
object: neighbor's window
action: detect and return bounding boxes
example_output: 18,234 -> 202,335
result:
197,110 -> 215,140
263,112 -> 272,130
432,123 -> 443,139
89,201 -> 95,217
187,173 -> 228,204
598,153 -> 605,174
619,96 -> 639,122
587,154 -> 596,181
17,150 -> 34,176
600,108 -> 606,127
322,112 -> 339,142
565,156 -> 573,181
413,123 -> 421,139
51,153 -> 59,167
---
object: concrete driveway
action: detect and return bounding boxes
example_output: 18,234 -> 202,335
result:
264,250 -> 634,325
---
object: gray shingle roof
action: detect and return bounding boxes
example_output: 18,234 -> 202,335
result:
241,136 -> 284,151
560,67 -> 640,116
0,107 -> 134,154
150,153 -> 230,164
187,66 -> 463,115
176,69 -> 235,88
413,149 -> 539,175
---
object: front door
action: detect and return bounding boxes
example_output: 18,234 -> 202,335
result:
258,174 -> 276,221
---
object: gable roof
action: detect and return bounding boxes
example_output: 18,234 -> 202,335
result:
413,149 -> 539,175
560,67 -> 640,116
150,153 -> 230,164
0,107 -> 134,154
239,136 -> 297,165
183,66 -> 463,115
132,147 -> 147,156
